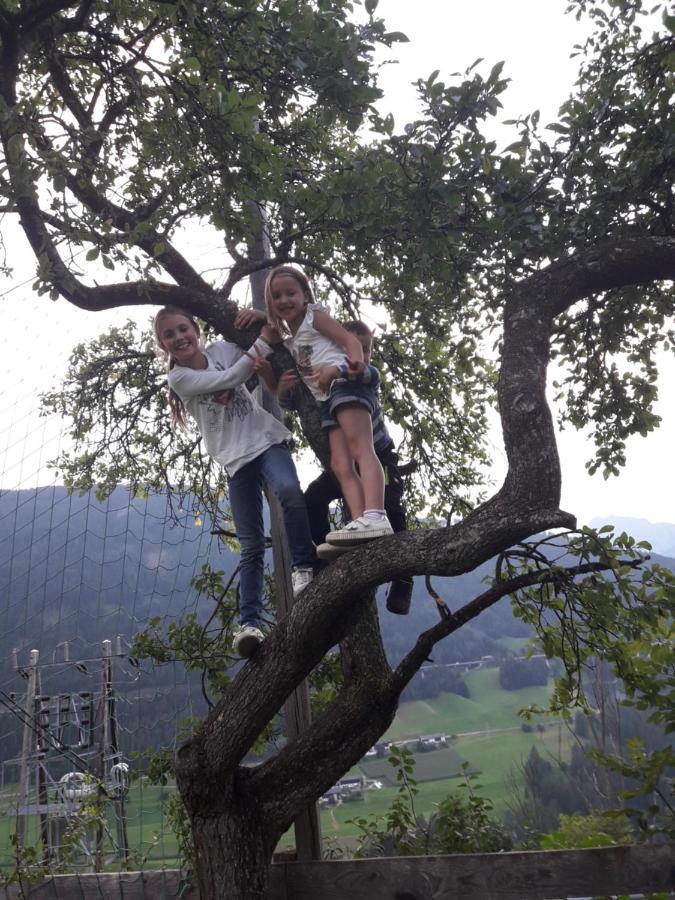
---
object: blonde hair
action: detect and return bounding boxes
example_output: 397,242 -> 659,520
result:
264,265 -> 315,336
153,305 -> 202,430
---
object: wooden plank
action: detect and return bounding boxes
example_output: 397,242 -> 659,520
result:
4,845 -> 673,899
277,845 -> 675,900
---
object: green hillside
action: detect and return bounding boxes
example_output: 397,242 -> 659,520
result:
316,666 -> 566,842
384,666 -> 554,740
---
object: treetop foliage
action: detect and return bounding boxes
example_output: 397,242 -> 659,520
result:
3,0 -> 671,516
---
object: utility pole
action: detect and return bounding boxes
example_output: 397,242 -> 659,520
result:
15,648 -> 39,850
248,210 -> 322,861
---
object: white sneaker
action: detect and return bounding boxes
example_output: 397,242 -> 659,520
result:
232,624 -> 264,658
326,515 -> 394,546
316,542 -> 352,561
291,566 -> 314,596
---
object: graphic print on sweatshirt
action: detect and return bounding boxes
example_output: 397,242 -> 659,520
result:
199,360 -> 254,432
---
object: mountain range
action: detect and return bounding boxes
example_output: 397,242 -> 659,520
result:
589,515 -> 675,558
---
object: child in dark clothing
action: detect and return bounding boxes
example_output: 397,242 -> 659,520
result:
303,321 -> 414,615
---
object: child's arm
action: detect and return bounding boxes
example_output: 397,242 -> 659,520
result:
336,362 -> 380,387
312,309 -> 365,372
169,337 -> 272,398
317,362 -> 380,394
248,362 -> 298,404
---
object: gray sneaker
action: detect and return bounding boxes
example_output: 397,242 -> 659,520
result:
316,542 -> 352,561
232,624 -> 264,658
291,566 -> 314,596
326,515 -> 393,546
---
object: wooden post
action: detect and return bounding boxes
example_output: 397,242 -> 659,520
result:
248,222 -> 322,861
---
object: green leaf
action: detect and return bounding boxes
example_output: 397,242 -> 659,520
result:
383,31 -> 409,43
662,12 -> 675,33
488,60 -> 505,82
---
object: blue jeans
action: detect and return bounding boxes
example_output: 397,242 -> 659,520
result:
228,443 -> 314,626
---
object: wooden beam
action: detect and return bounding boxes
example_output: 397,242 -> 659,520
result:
271,844 -> 675,899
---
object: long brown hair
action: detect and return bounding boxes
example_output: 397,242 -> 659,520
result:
153,305 -> 202,430
264,265 -> 315,337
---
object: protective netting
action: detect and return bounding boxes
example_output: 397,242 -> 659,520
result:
0,284 -> 228,876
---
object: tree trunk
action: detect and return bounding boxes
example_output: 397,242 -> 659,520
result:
190,799 -> 276,900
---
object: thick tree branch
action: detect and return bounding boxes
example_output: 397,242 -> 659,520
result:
535,236 -> 675,320
46,54 -> 90,129
54,169 -> 213,292
496,235 -> 675,516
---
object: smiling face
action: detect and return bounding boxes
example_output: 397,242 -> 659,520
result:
156,312 -> 204,369
266,273 -> 310,333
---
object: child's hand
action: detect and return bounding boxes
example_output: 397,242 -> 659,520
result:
278,369 -> 299,397
251,356 -> 274,381
317,364 -> 340,393
345,357 -> 366,376
235,308 -> 266,329
212,389 -> 234,406
260,324 -> 283,344
245,344 -> 278,392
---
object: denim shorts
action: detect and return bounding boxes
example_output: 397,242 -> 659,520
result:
320,378 -> 377,429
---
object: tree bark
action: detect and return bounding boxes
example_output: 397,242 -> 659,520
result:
188,791 -> 277,899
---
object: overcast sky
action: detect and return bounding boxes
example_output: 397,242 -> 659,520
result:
0,0 -> 672,526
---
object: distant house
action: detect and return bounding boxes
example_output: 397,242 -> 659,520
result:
320,775 -> 367,806
318,785 -> 342,808
364,741 -> 388,758
338,776 -> 366,799
417,734 -> 447,751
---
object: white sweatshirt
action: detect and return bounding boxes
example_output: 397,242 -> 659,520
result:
168,338 -> 290,475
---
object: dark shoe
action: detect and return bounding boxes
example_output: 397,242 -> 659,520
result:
385,578 -> 413,615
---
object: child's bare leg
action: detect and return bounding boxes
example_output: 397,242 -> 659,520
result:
328,426 -> 365,519
334,404 -> 385,511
